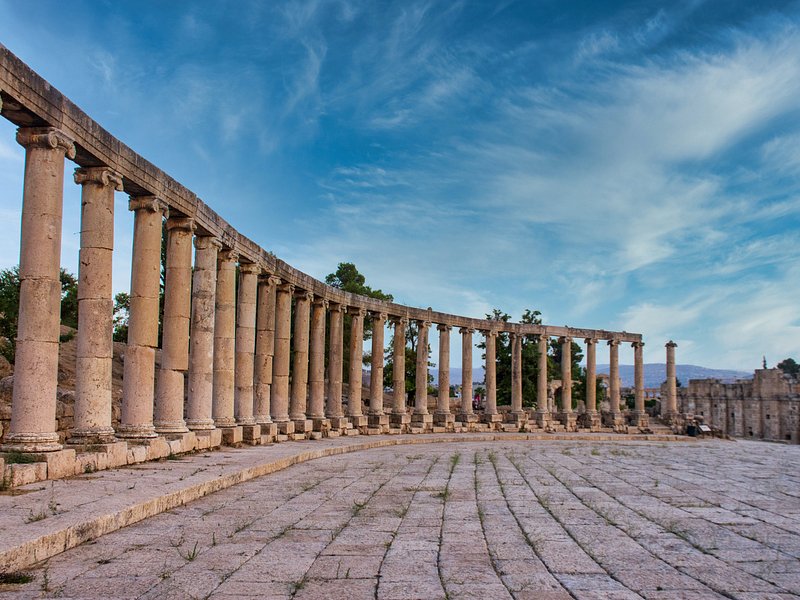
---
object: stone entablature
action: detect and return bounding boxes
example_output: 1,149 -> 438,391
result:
678,369 -> 799,444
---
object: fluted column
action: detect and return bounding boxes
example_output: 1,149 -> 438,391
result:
510,332 -> 524,418
308,297 -> 327,427
186,236 -> 220,431
608,339 -> 621,417
414,321 -> 431,420
665,341 -> 678,418
212,249 -> 238,429
536,335 -> 549,419
254,276 -> 279,425
483,330 -> 500,423
234,263 -> 259,432
459,327 -> 475,421
632,341 -> 648,427
435,324 -> 453,426
69,167 -> 123,444
326,303 -> 345,426
154,216 -> 195,434
118,196 -> 167,440
5,127 -> 75,451
347,307 -> 366,425
290,290 -> 312,430
368,312 -> 388,431
271,282 -> 293,431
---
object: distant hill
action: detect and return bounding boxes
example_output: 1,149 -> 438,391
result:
431,364 -> 752,388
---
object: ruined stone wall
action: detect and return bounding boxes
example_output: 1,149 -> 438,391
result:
678,369 -> 799,443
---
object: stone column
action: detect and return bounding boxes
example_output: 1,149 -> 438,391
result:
326,303 -> 347,430
458,327 -> 476,424
118,196 -> 167,440
308,297 -> 328,431
535,335 -> 549,427
186,236 -> 220,431
412,320 -> 432,428
368,312 -> 389,431
434,324 -> 454,427
347,307 -> 367,428
290,290 -> 312,433
632,341 -> 648,427
582,337 -> 600,430
558,337 -> 576,431
664,340 -> 678,419
509,332 -> 525,424
69,167 -> 123,444
5,128 -> 76,452
606,339 -> 624,431
271,282 -> 294,434
483,330 -> 501,424
254,276 -> 279,428
234,263 -> 260,442
154,216 -> 195,435
390,316 -> 409,428
212,249 -> 239,439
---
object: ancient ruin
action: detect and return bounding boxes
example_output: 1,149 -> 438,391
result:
0,44 -> 682,488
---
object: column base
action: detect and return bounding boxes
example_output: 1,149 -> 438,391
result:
259,422 -> 278,443
534,411 -> 551,429
368,414 -> 389,427
602,412 -> 628,433
67,426 -> 117,446
390,412 -> 410,427
456,412 -> 478,423
220,426 -> 244,446
186,419 -> 216,431
348,415 -> 368,429
311,417 -> 330,433
630,411 -> 650,429
154,420 -> 189,435
195,429 -> 223,450
114,423 -> 157,440
2,431 -> 63,453
557,412 -> 578,432
328,416 -> 350,431
276,420 -> 295,435
293,419 -> 314,434
482,413 -> 502,423
577,412 -> 602,431
433,412 -> 455,426
241,424 -> 262,445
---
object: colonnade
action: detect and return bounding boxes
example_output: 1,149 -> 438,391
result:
0,49 -> 679,460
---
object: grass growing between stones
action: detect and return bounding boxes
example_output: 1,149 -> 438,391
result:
0,572 -> 34,584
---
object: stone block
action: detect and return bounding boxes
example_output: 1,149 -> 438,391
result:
411,413 -> 433,425
433,412 -> 454,426
366,427 -> 383,435
275,434 -> 289,442
390,413 -> 410,426
328,416 -> 350,430
42,448 -> 76,479
292,419 -> 313,433
308,431 -> 323,440
126,444 -> 148,464
221,426 -> 243,446
277,421 -> 295,435
482,413 -> 503,423
457,413 -> 478,423
368,414 -> 389,428
431,426 -> 447,433
327,430 -> 341,438
167,439 -> 183,455
145,437 -> 171,460
7,461 -> 47,486
349,415 -> 368,428
241,424 -> 261,445
312,418 -> 330,432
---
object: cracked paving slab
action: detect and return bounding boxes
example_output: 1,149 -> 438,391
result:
1,439 -> 798,599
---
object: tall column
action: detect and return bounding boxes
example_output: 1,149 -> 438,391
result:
254,276 -> 279,426
435,324 -> 454,427
5,128 -> 75,451
559,336 -> 576,431
154,216 -> 195,434
607,339 -> 624,430
510,332 -> 525,421
390,316 -> 409,428
118,196 -> 166,440
308,297 -> 328,430
483,330 -> 500,424
583,337 -> 600,430
290,290 -> 312,432
632,341 -> 648,427
326,303 -> 346,429
234,264 -> 260,440
347,307 -> 367,427
368,312 -> 389,431
271,282 -> 294,433
664,341 -> 678,418
413,321 -> 432,426
69,167 -> 123,444
212,249 -> 238,430
536,335 -> 549,426
458,327 -> 476,423
186,236 -> 220,431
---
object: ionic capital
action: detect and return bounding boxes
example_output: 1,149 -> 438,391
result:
459,327 -> 473,335
74,166 -> 124,190
389,315 -> 408,327
239,263 -> 261,275
313,296 -> 329,309
631,341 -> 644,349
607,339 -> 620,347
437,323 -> 452,333
347,306 -> 367,318
559,336 -> 572,344
294,289 -> 314,301
265,275 -> 282,287
328,302 -> 345,314
482,329 -> 498,338
166,216 -> 196,233
417,320 -> 431,330
371,311 -> 388,322
128,195 -> 168,216
218,248 -> 239,264
666,340 -> 677,348
277,282 -> 295,295
16,126 -> 76,159
194,236 -> 222,251
584,337 -> 597,346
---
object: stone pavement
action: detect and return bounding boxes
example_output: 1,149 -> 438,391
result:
1,436 -> 799,599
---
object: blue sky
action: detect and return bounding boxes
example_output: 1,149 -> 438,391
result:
0,0 -> 799,371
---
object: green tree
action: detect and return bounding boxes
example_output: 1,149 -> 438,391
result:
382,320 -> 435,406
113,292 -> 130,342
777,358 -> 799,378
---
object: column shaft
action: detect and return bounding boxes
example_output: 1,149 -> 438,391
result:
460,328 -> 473,415
118,196 -> 166,439
6,128 -> 76,451
347,308 -> 366,418
414,321 -> 430,414
154,217 -> 195,433
271,283 -> 293,423
70,167 -> 122,444
511,333 -> 523,415
369,312 -> 387,415
436,324 -> 451,415
326,304 -> 344,418
484,330 -> 498,415
308,298 -> 327,419
585,338 -> 597,414
186,236 -> 220,430
665,341 -> 678,415
633,341 -> 645,414
609,340 -> 621,415
391,318 -> 407,413
537,336 -> 548,414
234,264 -> 259,426
254,276 -> 279,424
560,337 -> 572,413
212,250 -> 238,427
290,291 -> 312,421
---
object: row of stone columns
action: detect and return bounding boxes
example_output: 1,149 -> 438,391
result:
1,126 -> 677,453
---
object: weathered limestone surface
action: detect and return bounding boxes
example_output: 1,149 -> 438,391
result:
254,276 -> 279,425
212,250 -> 238,429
